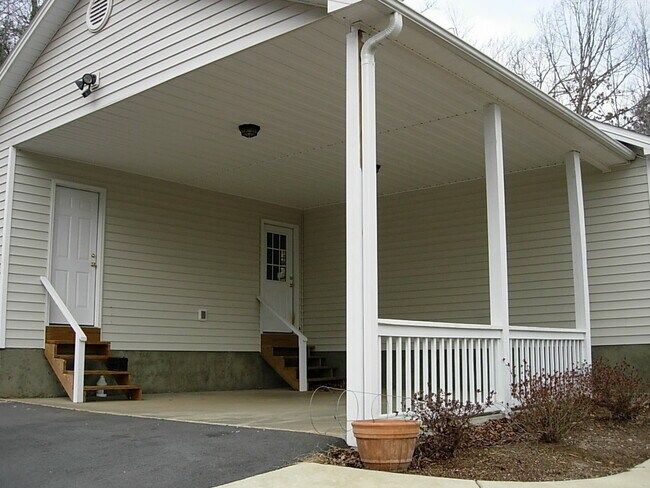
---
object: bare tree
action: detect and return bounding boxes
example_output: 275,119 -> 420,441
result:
0,0 -> 42,66
491,0 -> 643,127
630,1 -> 650,134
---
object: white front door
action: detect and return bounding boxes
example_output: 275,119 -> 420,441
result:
260,223 -> 295,333
50,186 -> 99,326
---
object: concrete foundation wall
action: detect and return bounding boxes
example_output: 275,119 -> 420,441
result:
0,349 -> 286,398
592,344 -> 650,380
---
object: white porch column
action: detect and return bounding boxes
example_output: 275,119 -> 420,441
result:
483,103 -> 511,407
565,151 -> 592,364
346,27 -> 364,445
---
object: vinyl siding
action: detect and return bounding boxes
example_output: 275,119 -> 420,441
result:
584,159 -> 650,346
5,151 -> 301,350
0,0 -> 323,148
303,163 -> 650,351
304,167 -> 566,350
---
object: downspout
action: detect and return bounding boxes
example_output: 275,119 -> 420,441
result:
359,13 -> 402,419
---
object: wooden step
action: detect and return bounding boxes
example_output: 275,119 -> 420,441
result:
84,384 -> 142,401
55,354 -> 111,361
84,384 -> 141,391
67,370 -> 131,376
46,326 -> 100,343
47,340 -> 111,346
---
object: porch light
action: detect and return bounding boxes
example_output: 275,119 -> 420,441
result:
74,73 -> 99,98
239,124 -> 260,138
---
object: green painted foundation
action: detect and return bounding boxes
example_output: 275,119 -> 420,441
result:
0,349 -> 286,398
592,344 -> 650,380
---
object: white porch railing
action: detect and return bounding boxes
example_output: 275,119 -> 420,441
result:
510,326 -> 587,385
257,296 -> 308,392
40,276 -> 87,403
379,319 -> 587,415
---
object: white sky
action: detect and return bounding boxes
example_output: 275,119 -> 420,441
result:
402,0 -> 554,45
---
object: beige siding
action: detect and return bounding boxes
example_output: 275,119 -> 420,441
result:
0,0 -> 323,147
584,160 -> 650,346
5,151 -> 300,350
303,166 -> 577,351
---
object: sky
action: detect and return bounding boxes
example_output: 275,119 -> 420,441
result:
401,0 -> 555,46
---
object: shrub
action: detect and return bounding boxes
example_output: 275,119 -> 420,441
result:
411,391 -> 493,460
592,360 -> 649,420
511,365 -> 592,443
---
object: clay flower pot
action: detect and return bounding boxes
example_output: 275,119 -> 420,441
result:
351,419 -> 420,472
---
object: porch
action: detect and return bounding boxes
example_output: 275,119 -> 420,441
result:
12,388 -> 349,438
2,0 -> 633,444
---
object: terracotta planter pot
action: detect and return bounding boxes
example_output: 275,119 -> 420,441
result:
351,419 -> 420,472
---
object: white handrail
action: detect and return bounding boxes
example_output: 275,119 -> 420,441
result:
40,276 -> 86,403
257,296 -> 307,392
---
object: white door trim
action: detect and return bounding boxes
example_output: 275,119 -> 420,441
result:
45,180 -> 106,331
259,219 -> 301,334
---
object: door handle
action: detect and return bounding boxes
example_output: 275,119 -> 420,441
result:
91,253 -> 97,268
289,276 -> 294,288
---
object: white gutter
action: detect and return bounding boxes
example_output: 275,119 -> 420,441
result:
367,0 -> 637,165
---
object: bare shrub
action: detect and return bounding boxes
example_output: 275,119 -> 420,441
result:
411,391 -> 493,460
592,360 -> 649,420
511,365 -> 592,443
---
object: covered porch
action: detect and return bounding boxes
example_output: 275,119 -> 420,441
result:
8,0 -> 633,444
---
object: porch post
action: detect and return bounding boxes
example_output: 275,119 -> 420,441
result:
483,103 -> 511,407
565,151 -> 592,364
346,27 -> 364,445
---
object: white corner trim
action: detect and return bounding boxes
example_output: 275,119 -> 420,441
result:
0,147 -> 17,349
45,180 -> 107,336
646,156 -> 650,213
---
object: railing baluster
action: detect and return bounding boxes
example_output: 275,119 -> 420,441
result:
447,338 -> 453,399
454,338 -> 461,402
386,337 -> 393,414
431,338 -> 438,396
405,337 -> 412,412
414,338 -> 421,397
396,337 -> 403,414
469,338 -> 476,404
422,338 -> 429,396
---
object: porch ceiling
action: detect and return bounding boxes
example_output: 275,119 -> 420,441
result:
18,14 -> 630,209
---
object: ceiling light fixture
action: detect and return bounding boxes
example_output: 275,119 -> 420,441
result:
239,124 -> 260,138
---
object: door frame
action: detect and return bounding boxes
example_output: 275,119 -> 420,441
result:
45,180 -> 107,330
259,219 -> 301,334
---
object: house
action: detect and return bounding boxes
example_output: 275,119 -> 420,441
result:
0,0 -> 648,446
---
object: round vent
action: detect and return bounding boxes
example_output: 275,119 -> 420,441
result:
86,0 -> 113,33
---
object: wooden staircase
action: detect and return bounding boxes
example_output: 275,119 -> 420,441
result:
261,333 -> 344,391
44,326 -> 142,401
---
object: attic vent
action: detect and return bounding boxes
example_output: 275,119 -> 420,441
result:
86,0 -> 112,33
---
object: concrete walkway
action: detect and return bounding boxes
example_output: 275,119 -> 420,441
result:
219,460 -> 650,488
12,388 -> 348,438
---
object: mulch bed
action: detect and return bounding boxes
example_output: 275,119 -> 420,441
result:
307,413 -> 650,482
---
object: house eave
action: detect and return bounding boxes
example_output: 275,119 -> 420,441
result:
332,0 -> 637,169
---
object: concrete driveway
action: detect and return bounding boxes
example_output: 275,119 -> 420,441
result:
0,401 -> 344,488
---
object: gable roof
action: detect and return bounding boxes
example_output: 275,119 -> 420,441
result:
0,0 -> 638,166
0,0 -> 78,113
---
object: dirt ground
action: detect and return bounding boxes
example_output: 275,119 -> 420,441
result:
308,414 -> 650,482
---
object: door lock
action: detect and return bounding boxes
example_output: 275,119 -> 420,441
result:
90,253 -> 97,268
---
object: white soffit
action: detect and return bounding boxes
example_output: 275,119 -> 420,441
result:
18,12 -> 635,209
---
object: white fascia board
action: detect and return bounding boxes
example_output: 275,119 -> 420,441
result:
0,0 -> 84,115
332,0 -> 637,167
590,121 -> 650,155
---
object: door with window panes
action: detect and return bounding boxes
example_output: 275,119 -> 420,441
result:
260,223 -> 294,332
